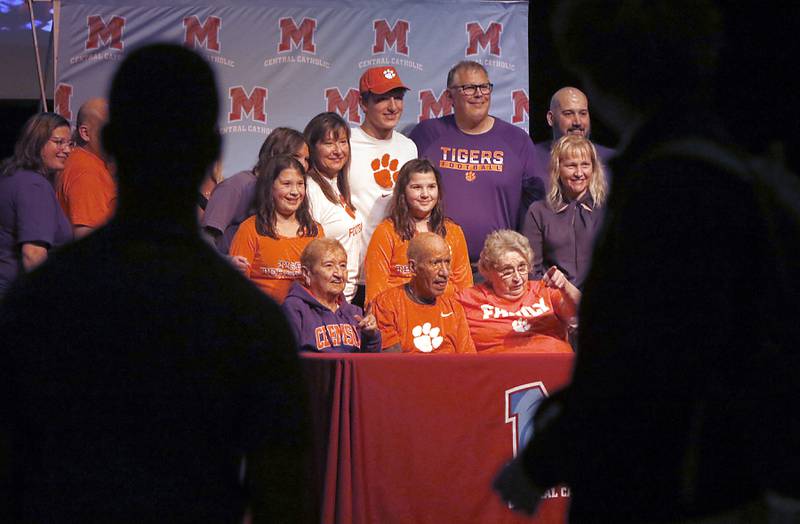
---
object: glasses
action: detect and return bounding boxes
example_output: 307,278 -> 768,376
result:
49,137 -> 75,150
450,83 -> 494,96
496,263 -> 529,280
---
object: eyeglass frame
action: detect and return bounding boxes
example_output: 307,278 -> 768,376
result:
448,83 -> 494,96
49,137 -> 76,150
495,263 -> 530,280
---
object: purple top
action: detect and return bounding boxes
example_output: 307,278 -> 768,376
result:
281,282 -> 381,353
410,115 -> 544,261
522,195 -> 605,290
532,139 -> 616,191
0,169 -> 72,297
200,170 -> 256,254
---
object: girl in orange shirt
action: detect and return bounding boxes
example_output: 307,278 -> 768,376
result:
230,155 -> 323,303
364,158 -> 471,303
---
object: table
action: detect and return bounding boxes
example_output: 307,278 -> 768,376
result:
301,352 -> 575,524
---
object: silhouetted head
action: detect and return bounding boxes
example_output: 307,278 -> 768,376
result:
552,0 -> 722,134
103,44 -> 220,200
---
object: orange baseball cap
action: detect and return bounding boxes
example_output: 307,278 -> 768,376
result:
359,66 -> 409,95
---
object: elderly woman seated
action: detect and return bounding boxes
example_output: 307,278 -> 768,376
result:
456,230 -> 581,353
282,238 -> 381,352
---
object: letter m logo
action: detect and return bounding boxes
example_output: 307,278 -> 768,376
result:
86,15 -> 125,51
278,17 -> 316,53
54,84 -> 73,120
184,16 -> 221,52
512,89 -> 529,124
466,21 -> 502,56
418,89 -> 453,122
325,88 -> 361,125
373,19 -> 409,55
229,86 -> 268,123
505,382 -> 549,456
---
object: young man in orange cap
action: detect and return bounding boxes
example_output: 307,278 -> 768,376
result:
349,66 -> 418,304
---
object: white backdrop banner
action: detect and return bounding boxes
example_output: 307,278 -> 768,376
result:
55,0 -> 530,177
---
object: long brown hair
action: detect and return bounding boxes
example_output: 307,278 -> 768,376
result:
254,155 -> 318,239
253,127 -> 306,177
1,112 -> 71,178
303,112 -> 355,210
387,158 -> 447,241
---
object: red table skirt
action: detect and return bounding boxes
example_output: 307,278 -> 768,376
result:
301,352 -> 575,524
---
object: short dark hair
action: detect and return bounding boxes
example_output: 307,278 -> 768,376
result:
446,60 -> 488,88
1,112 -> 70,178
253,127 -> 306,176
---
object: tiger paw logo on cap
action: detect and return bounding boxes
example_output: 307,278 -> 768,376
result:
383,68 -> 396,80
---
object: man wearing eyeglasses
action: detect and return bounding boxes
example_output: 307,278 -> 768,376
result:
410,61 -> 543,273
56,98 -> 117,239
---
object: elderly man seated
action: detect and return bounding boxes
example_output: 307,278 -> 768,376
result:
457,230 -> 581,353
282,238 -> 381,352
371,232 -> 476,353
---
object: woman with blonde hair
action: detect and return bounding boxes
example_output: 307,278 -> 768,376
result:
522,135 -> 607,289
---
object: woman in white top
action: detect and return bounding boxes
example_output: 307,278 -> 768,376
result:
303,112 -> 365,304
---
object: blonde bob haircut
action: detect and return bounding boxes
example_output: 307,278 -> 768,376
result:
478,230 -> 533,280
547,135 -> 608,211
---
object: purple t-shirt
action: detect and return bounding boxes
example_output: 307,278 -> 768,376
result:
200,170 -> 256,254
0,169 -> 72,296
532,139 -> 616,191
410,115 -> 543,261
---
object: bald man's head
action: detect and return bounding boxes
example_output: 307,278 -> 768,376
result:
547,87 -> 590,140
408,233 -> 451,300
76,98 -> 109,158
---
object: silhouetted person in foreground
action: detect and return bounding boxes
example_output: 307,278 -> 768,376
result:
495,1 -> 800,522
0,44 -> 309,523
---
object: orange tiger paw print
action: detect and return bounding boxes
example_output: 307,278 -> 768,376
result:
465,170 -> 477,182
372,154 -> 400,189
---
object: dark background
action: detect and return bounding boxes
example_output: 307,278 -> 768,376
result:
1,4 -> 797,170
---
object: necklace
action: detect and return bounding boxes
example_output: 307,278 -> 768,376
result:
404,283 -> 435,305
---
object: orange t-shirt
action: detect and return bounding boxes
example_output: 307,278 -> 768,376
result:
371,285 -> 476,354
456,281 -> 574,353
56,147 -> 116,228
364,219 -> 473,303
229,216 -> 323,303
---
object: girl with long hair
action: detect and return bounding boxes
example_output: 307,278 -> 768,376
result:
229,154 -> 322,303
363,158 -> 471,302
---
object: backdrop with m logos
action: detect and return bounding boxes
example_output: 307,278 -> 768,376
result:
54,0 -> 530,177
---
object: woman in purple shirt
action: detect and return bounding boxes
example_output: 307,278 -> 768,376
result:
522,135 -> 608,290
282,238 -> 381,353
0,113 -> 73,297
